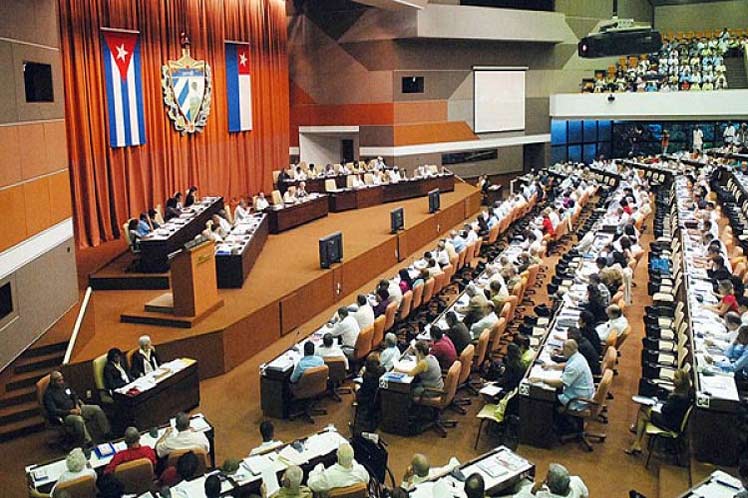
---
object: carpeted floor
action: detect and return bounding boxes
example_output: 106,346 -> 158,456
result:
2,197 -> 708,498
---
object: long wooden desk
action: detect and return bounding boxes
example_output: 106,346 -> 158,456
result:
112,358 -> 200,430
377,192 -> 544,436
215,214 -> 269,288
518,182 -> 624,448
266,194 -> 329,234
675,173 -> 742,465
328,175 -> 456,212
139,197 -> 224,272
282,169 -> 393,194
379,241 -> 526,436
410,446 -> 534,497
26,413 -> 214,494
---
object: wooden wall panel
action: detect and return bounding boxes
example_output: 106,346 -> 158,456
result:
280,273 -> 335,334
223,302 -> 281,371
0,186 -> 27,252
438,199 -> 466,232
48,170 -> 73,223
18,124 -> 48,179
393,100 -> 448,124
398,215 -> 439,257
44,121 -> 68,170
393,121 -> 477,146
340,238 -> 398,297
157,332 -> 225,381
464,190 -> 482,219
0,125 -> 21,187
23,176 -> 52,236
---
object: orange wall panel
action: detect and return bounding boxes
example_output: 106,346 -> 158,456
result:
23,176 -> 52,237
48,170 -> 73,224
0,125 -> 22,188
290,102 -> 395,146
393,101 -> 448,124
44,121 -> 69,171
0,186 -> 28,252
18,124 -> 48,180
393,121 -> 477,146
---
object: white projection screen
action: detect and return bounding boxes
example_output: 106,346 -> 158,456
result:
473,68 -> 526,133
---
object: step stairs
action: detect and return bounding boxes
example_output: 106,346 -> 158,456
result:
0,341 -> 67,442
724,56 -> 748,89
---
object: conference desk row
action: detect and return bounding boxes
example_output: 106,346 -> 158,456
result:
409,446 -> 534,498
139,197 -> 225,272
281,169 -> 392,194
518,184 -> 625,448
377,243 -> 525,437
675,174 -> 742,465
327,175 -> 455,212
112,358 -> 201,432
264,175 -> 456,233
215,214 -> 269,288
27,412 -> 215,494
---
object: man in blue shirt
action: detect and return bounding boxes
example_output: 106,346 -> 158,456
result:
136,213 -> 151,237
450,230 -> 466,253
530,339 -> 594,411
290,341 -> 324,383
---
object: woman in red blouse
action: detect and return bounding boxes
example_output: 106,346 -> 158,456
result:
707,280 -> 740,316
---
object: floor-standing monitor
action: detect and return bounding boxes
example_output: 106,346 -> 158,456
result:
428,188 -> 441,214
319,232 -> 343,269
390,207 -> 404,233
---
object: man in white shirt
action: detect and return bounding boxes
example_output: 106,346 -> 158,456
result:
250,420 -> 283,455
215,212 -> 232,234
385,279 -> 403,308
596,304 -> 629,343
308,442 -> 370,493
693,127 -> 704,152
155,412 -> 210,458
464,225 -> 479,245
316,333 -> 349,369
548,209 -> 561,230
352,295 -> 375,330
511,463 -> 588,498
255,193 -> 270,211
283,189 -> 297,204
380,333 -> 400,371
724,122 -> 736,145
328,307 -> 361,354
435,240 -> 450,266
234,199 -> 251,223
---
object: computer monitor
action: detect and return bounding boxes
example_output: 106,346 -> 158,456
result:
319,232 -> 343,269
428,188 -> 441,214
390,207 -> 404,234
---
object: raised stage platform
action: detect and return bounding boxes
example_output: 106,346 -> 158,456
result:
62,182 -> 481,394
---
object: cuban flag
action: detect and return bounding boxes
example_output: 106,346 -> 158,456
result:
101,31 -> 146,147
225,42 -> 253,132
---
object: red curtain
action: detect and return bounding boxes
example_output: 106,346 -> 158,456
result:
58,0 -> 289,247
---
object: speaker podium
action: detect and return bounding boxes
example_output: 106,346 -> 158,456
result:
121,241 -> 224,328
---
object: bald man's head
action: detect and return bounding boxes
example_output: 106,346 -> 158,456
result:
337,442 -> 354,468
411,454 -> 430,478
562,339 -> 578,358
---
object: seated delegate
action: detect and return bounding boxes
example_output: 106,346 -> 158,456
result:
395,341 -> 444,398
307,443 -> 370,493
103,347 -> 131,395
104,426 -> 157,474
130,335 -> 160,378
155,412 -> 211,459
43,371 -> 111,447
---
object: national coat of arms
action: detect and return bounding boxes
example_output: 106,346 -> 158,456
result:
161,34 -> 212,134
